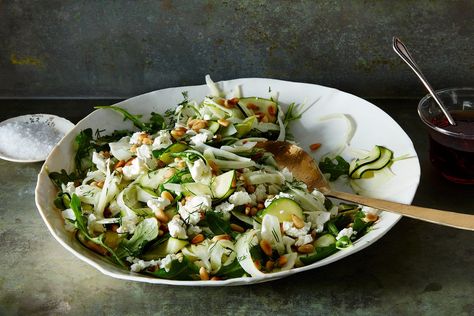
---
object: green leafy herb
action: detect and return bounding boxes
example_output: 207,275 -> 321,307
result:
318,156 -> 350,181
206,212 -> 232,236
95,106 -> 166,133
335,236 -> 352,249
74,128 -> 95,175
48,169 -> 81,188
149,257 -> 198,280
299,244 -> 337,265
215,259 -> 246,278
116,218 -> 159,258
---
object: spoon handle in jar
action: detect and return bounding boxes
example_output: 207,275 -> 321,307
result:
326,189 -> 474,231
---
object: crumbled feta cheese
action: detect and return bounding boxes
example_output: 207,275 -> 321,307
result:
280,167 -> 294,182
189,159 -> 212,184
336,227 -> 355,240
214,202 -> 234,220
168,216 -> 188,239
295,234 -> 313,247
160,253 -> 183,272
117,215 -> 138,234
147,198 -> 171,216
178,195 -> 212,225
92,151 -> 108,173
228,191 -> 252,206
282,221 -> 311,238
306,211 -> 331,233
136,144 -> 153,159
187,224 -> 202,236
190,132 -> 209,145
122,158 -> 148,180
127,257 -> 160,272
152,130 -> 172,150
63,181 -> 76,196
62,208 -> 76,232
130,132 -> 145,145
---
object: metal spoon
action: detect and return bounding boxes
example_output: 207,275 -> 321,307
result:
258,141 -> 474,230
392,37 -> 456,126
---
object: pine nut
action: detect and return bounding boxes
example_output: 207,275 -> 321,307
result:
246,184 -> 255,193
268,105 -> 276,116
95,180 -> 105,189
187,118 -> 197,127
161,191 -> 174,203
212,234 -> 231,242
130,144 -> 137,153
245,205 -> 251,216
170,127 -> 186,139
217,118 -> 230,127
114,160 -> 126,169
260,239 -> 273,256
257,203 -> 265,210
246,103 -> 258,110
142,137 -> 152,145
365,213 -> 379,222
254,260 -> 261,270
210,276 -> 221,281
199,267 -> 209,280
125,157 -> 135,166
309,143 -> 322,151
230,223 -> 245,233
297,244 -> 315,254
155,209 -> 169,223
291,214 -> 305,229
311,230 -> 317,239
191,234 -> 205,244
265,260 -> 274,271
277,255 -> 288,267
250,207 -> 258,216
224,98 -> 239,108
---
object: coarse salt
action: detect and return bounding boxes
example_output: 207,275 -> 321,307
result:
0,121 -> 63,160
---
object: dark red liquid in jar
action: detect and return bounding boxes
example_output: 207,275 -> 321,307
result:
429,111 -> 474,184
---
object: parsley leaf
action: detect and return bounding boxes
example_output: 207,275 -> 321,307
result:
318,156 -> 350,181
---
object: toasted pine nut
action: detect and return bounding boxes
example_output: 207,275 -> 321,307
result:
365,213 -> 379,222
260,239 -> 273,257
244,205 -> 251,215
265,260 -> 274,271
246,184 -> 255,193
291,214 -> 305,229
155,209 -> 169,223
217,118 -> 230,127
277,255 -> 288,267
158,229 -> 164,236
96,180 -> 105,189
142,137 -> 153,145
212,234 -> 231,242
191,119 -> 208,132
257,203 -> 265,210
224,97 -> 239,108
297,244 -> 315,254
125,157 -> 135,166
208,160 -> 219,173
130,144 -> 138,153
311,230 -> 317,239
230,223 -> 245,233
114,160 -> 126,169
250,207 -> 258,216
246,103 -> 258,110
268,105 -> 276,116
161,191 -> 174,203
170,127 -> 186,139
309,143 -> 322,151
254,260 -> 261,270
187,118 -> 197,127
199,267 -> 209,280
191,234 -> 205,244
210,276 -> 221,281
101,151 -> 111,158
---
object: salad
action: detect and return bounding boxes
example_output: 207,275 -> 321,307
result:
49,77 -> 381,281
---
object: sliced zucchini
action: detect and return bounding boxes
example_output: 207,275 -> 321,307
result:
209,97 -> 246,119
349,145 -> 393,179
235,116 -> 257,138
261,197 -> 304,222
183,182 -> 212,196
138,167 -> 176,189
159,143 -> 189,164
210,170 -> 236,199
142,237 -> 189,260
207,121 -> 220,134
237,97 -> 278,123
313,234 -> 336,248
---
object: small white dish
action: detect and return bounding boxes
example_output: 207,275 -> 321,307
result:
0,114 -> 75,163
35,79 -> 420,286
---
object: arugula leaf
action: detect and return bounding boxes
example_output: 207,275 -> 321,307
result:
74,128 -> 94,175
318,156 -> 350,181
48,169 -> 81,188
215,259 -> 246,278
149,257 -> 198,280
299,244 -> 337,265
70,194 -> 124,266
206,212 -> 232,236
116,218 -> 159,258
95,106 -> 166,133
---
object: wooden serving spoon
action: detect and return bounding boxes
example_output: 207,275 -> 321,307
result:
257,141 -> 474,231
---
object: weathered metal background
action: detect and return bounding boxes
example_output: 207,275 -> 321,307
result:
0,0 -> 473,99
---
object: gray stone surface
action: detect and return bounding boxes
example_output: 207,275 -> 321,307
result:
1,1 -> 473,99
0,99 -> 473,315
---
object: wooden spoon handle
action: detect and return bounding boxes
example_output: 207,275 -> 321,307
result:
327,190 -> 474,231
